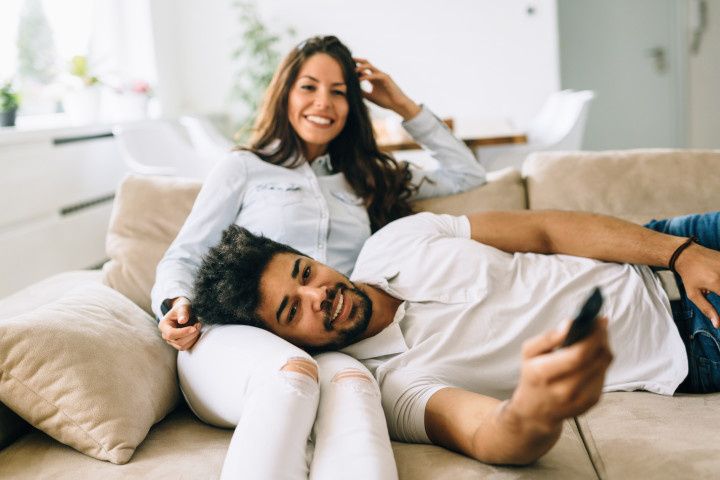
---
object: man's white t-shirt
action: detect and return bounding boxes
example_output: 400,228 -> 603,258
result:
343,213 -> 688,444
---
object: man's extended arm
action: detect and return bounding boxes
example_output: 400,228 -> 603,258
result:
467,210 -> 720,326
425,318 -> 612,465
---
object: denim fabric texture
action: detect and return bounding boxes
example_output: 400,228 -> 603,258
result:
645,212 -> 720,393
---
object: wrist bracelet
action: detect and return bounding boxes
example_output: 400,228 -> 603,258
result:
668,236 -> 697,274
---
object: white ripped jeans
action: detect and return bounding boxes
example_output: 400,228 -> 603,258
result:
177,325 -> 398,480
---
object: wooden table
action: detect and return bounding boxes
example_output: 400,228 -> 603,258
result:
379,133 -> 527,152
375,117 -> 527,152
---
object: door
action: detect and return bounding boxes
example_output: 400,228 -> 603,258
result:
557,0 -> 687,149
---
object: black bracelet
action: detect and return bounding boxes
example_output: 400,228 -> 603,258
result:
669,236 -> 698,274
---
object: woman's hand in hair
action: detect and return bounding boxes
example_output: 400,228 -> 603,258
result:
158,297 -> 202,351
354,57 -> 421,121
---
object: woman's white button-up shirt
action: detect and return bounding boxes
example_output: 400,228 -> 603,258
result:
151,106 -> 486,318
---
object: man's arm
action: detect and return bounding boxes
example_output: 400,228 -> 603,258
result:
467,210 -> 720,326
425,318 -> 612,465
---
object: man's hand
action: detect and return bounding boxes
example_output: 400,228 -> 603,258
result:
158,297 -> 202,351
353,57 -> 421,121
673,243 -> 720,327
425,318 -> 612,465
507,317 -> 613,436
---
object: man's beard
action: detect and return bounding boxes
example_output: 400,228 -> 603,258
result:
315,282 -> 372,352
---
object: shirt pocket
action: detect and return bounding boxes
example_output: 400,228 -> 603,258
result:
255,182 -> 304,206
331,190 -> 368,222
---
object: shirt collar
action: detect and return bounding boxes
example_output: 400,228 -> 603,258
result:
308,153 -> 334,176
341,302 -> 408,360
260,140 -> 333,174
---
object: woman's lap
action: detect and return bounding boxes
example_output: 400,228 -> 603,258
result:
177,324 -> 311,426
178,324 -> 374,426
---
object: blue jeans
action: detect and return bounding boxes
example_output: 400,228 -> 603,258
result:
644,212 -> 720,393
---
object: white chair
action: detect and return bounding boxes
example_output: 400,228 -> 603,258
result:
113,122 -> 219,179
179,115 -> 234,158
475,90 -> 595,172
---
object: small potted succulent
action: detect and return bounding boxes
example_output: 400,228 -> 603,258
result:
1,82 -> 20,127
62,55 -> 102,125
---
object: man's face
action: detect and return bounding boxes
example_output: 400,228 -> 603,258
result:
257,253 -> 372,350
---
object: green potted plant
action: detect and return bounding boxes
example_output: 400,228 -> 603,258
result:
1,82 -> 20,127
229,1 -> 294,141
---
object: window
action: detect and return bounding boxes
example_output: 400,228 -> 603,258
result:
1,0 -> 157,125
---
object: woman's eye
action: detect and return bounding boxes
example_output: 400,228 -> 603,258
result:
302,266 -> 311,282
300,85 -> 315,91
333,90 -> 346,96
288,304 -> 298,323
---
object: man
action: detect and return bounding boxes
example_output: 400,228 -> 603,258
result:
192,210 -> 720,465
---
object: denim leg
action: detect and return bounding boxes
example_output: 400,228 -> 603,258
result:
645,212 -> 720,393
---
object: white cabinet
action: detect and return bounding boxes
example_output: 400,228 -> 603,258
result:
0,125 -> 129,297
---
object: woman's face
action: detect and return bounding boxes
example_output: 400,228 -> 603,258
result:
287,53 -> 349,161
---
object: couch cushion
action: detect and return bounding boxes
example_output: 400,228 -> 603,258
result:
0,406 -> 596,479
0,282 -> 179,464
576,392 -> 720,479
0,270 -> 103,451
103,175 -> 202,314
413,167 -> 526,214
524,149 -> 720,224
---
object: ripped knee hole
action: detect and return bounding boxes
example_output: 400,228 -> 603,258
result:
331,369 -> 373,384
280,357 -> 318,382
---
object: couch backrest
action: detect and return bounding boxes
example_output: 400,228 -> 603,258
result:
524,149 -> 720,224
103,176 -> 202,314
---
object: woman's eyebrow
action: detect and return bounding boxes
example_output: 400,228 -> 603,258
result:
299,75 -> 345,87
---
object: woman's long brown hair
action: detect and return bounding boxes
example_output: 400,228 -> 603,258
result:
239,35 -> 417,232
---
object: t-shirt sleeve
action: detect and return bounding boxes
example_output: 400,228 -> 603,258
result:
377,212 -> 470,241
353,212 -> 471,282
378,369 -> 449,444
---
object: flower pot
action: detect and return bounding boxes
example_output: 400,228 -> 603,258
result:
0,108 -> 17,127
63,87 -> 101,125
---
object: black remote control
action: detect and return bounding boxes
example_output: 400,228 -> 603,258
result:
561,287 -> 604,348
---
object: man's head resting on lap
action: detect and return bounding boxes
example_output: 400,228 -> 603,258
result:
193,225 -> 374,352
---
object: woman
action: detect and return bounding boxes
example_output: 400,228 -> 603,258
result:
152,36 -> 485,479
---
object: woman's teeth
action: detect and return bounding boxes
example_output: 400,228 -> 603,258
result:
306,115 -> 332,125
332,292 -> 344,321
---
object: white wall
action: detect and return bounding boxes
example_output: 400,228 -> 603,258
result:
689,0 -> 720,149
150,0 -> 560,130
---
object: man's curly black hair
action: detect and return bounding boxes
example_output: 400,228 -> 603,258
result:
192,225 -> 304,328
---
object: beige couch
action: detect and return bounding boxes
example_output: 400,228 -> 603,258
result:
1,149 -> 719,479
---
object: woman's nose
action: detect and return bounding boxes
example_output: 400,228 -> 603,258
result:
313,90 -> 331,109
298,285 -> 327,311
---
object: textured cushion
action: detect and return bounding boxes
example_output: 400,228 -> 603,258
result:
577,392 -> 720,479
413,167 -> 526,214
103,175 -> 202,314
524,149 -> 720,223
0,282 -> 179,464
0,270 -> 103,451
